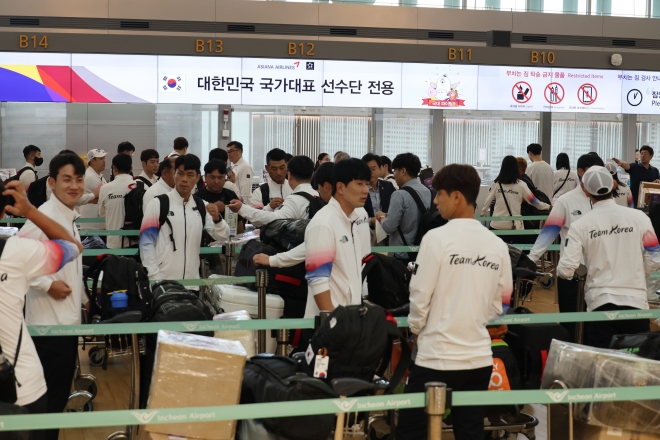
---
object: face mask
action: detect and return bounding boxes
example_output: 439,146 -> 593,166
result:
34,157 -> 43,167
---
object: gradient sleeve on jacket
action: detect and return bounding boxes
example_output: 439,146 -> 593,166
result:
238,196 -> 299,228
627,188 -> 634,208
642,217 -> 660,276
407,234 -> 442,335
557,224 -> 584,279
15,237 -> 81,279
305,224 -> 336,296
270,243 -> 306,268
491,244 -> 513,319
250,186 -> 266,210
139,197 -> 162,278
520,181 -> 551,211
529,201 -> 567,263
20,217 -> 64,293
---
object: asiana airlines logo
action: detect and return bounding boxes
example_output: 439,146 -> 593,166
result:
449,254 -> 500,271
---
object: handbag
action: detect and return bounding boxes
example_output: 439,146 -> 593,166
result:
0,326 -> 23,404
498,182 -> 518,230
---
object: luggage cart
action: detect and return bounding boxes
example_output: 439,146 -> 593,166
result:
99,310 -> 143,440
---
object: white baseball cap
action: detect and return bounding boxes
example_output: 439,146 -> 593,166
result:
582,165 -> 614,196
87,149 -> 107,160
604,161 -> 618,175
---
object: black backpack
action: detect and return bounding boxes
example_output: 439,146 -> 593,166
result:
134,176 -> 153,188
398,186 -> 447,248
610,331 -> 660,361
259,182 -> 270,207
234,240 -> 307,318
4,166 -> 34,183
293,192 -> 326,219
26,175 -> 48,208
260,219 -> 310,252
419,167 -> 434,189
123,180 -> 147,233
305,303 -> 411,392
361,253 -> 410,310
139,280 -> 213,409
156,194 -> 206,251
520,175 -> 551,230
240,354 -> 337,440
84,255 -> 152,321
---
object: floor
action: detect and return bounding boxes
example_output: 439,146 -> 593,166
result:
60,281 -> 565,440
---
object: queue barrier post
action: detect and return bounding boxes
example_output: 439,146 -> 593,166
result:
547,380 -> 573,440
256,268 -> 269,353
425,382 -> 447,440
275,329 -> 289,356
574,264 -> 588,345
224,243 -> 235,276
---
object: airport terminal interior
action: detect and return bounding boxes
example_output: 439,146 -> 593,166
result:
0,0 -> 660,440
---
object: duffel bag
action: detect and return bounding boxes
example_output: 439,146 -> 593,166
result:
240,354 -> 336,440
610,331 -> 660,361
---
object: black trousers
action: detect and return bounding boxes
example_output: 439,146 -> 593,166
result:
23,392 -> 48,440
32,335 -> 78,440
586,304 -> 650,349
396,365 -> 492,440
557,277 -> 579,343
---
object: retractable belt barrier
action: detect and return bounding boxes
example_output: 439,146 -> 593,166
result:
26,309 -> 660,337
2,386 -> 660,432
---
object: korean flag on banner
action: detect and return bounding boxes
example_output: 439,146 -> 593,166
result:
161,75 -> 185,92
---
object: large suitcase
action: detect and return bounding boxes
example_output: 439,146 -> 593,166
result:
210,281 -> 285,353
506,307 -> 569,389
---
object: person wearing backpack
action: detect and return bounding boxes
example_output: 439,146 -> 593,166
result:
15,145 -> 42,190
253,161 -> 335,269
98,154 -> 135,249
377,153 -> 432,264
304,158 -> 371,318
396,164 -> 512,440
140,154 -> 229,287
228,155 -> 322,228
249,148 -> 292,211
0,178 -> 83,440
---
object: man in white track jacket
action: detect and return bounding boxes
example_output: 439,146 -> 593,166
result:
140,154 -> 229,287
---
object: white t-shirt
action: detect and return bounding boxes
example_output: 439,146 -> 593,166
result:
614,183 -> 634,208
18,163 -> 37,190
99,174 -> 136,248
0,236 -> 80,406
409,218 -> 512,371
526,161 -> 554,202
480,181 -> 551,230
79,166 -> 106,230
552,169 -> 578,203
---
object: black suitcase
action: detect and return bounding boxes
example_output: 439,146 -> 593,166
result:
506,307 -> 569,389
234,240 -> 308,318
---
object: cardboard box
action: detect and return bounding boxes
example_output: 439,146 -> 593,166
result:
575,421 -> 660,440
638,182 -> 660,208
139,430 -> 223,440
146,331 -> 247,440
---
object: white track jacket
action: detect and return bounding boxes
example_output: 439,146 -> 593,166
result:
409,218 -> 513,371
558,199 -> 660,311
140,191 -> 229,284
238,183 -> 318,228
303,197 -> 371,318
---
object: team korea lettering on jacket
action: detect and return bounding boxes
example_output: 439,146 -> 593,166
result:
448,254 -> 501,270
589,225 -> 634,239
